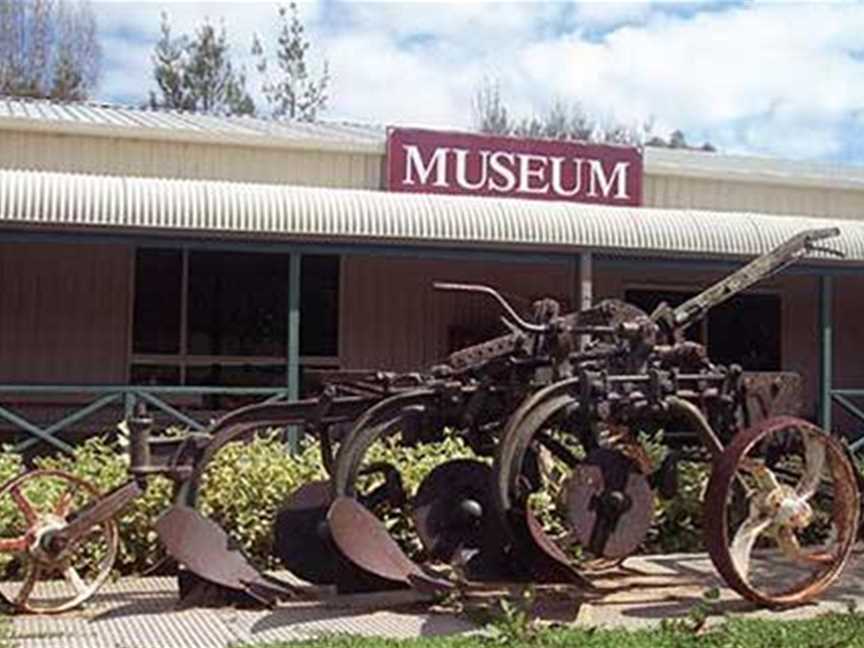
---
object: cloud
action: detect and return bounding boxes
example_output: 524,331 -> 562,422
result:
514,3 -> 864,158
93,1 -> 864,163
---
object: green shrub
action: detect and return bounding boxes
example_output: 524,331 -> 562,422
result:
198,437 -> 327,568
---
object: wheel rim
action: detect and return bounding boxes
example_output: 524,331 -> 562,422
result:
704,416 -> 860,606
0,469 -> 118,613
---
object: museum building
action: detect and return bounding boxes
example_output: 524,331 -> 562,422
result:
1,97 -> 864,454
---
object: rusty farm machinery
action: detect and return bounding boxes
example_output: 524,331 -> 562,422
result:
0,226 -> 860,614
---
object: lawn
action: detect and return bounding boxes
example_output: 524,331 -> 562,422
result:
236,610 -> 864,648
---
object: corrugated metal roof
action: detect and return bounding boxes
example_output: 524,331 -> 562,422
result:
2,167 -> 863,263
3,97 -> 864,190
0,97 -> 385,153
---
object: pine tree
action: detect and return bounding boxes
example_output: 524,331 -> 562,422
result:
0,0 -> 101,101
253,3 -> 330,121
150,13 -> 254,116
149,15 -> 188,111
472,78 -> 511,135
473,78 -> 713,151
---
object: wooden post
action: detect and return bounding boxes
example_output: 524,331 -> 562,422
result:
820,274 -> 833,430
286,253 -> 302,451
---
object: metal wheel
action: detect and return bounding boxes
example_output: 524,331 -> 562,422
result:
704,416 -> 860,606
494,390 -> 654,562
0,469 -> 118,614
491,379 -> 581,532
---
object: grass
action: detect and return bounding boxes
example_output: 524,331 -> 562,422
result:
234,609 -> 864,648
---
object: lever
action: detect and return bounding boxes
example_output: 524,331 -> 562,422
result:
433,282 -> 549,334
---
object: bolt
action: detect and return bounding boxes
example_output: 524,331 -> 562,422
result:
456,498 -> 483,525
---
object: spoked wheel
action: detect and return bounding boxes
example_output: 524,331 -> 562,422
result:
492,386 -> 654,585
0,469 -> 118,614
704,416 -> 860,607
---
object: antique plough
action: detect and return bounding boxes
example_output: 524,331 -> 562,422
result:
0,227 -> 860,613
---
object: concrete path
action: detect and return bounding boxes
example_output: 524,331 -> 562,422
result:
7,550 -> 863,648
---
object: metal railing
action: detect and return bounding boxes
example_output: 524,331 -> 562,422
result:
830,389 -> 864,454
0,385 -> 292,454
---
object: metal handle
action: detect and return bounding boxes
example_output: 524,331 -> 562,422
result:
432,282 -> 549,334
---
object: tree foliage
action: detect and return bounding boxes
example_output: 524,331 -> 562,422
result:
0,0 -> 102,101
473,77 -> 715,151
252,2 -> 330,121
149,13 -> 254,116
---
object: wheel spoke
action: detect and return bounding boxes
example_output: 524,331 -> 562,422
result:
730,506 -> 772,579
63,565 -> 88,596
775,527 -> 835,566
796,434 -> 826,501
10,485 -> 38,525
0,535 -> 28,553
54,490 -> 74,518
14,564 -> 40,608
748,461 -> 782,492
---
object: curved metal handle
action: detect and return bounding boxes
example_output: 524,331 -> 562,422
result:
432,282 -> 549,333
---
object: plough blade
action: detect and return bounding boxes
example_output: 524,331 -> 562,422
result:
273,480 -> 338,585
327,497 -> 454,595
156,506 -> 299,607
515,508 -> 598,591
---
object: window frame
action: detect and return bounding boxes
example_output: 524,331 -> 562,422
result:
130,247 -> 340,387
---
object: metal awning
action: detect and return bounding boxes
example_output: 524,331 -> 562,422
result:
1,168 -> 864,263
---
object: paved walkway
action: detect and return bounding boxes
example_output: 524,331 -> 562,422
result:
7,550 -> 864,648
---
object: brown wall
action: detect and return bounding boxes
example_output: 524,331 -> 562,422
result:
829,276 -> 864,433
340,255 -> 576,371
0,242 -> 132,384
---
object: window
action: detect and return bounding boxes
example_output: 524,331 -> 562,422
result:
131,249 -> 340,388
187,251 -> 290,357
624,288 -> 781,371
708,294 -> 781,371
300,255 -> 340,358
132,249 -> 182,354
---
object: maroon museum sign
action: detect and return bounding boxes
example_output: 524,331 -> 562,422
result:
386,127 -> 642,206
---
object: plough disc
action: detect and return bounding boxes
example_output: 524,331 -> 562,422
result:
515,507 -> 597,588
564,448 -> 654,559
412,459 -> 515,581
704,416 -> 860,607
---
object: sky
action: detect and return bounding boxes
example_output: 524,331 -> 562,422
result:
94,1 -> 864,165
